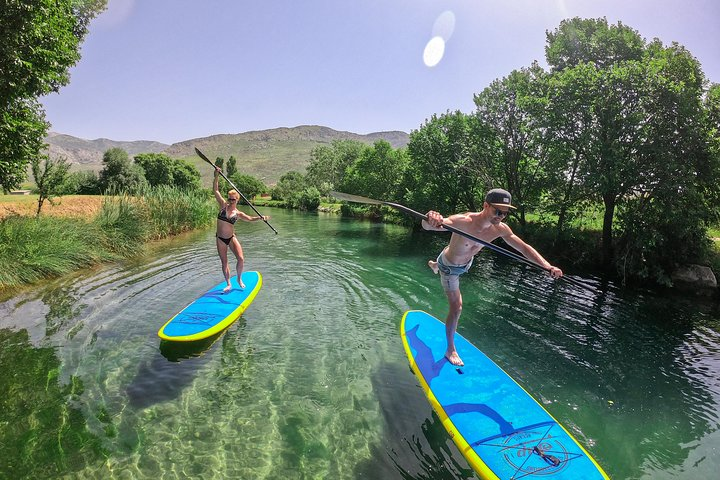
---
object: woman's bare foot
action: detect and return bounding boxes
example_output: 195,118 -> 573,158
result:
222,284 -> 232,293
237,276 -> 245,290
428,260 -> 439,274
445,349 -> 464,366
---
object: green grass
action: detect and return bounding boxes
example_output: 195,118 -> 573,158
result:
0,194 -> 36,204
0,216 -> 113,287
0,187 -> 216,290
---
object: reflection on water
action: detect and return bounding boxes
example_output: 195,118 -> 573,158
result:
0,208 -> 719,479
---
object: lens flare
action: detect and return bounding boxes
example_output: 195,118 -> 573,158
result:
433,10 -> 456,42
423,36 -> 445,67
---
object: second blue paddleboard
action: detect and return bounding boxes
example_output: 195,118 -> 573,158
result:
401,310 -> 609,480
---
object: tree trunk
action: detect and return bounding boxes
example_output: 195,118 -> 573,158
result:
556,153 -> 580,242
601,193 -> 616,267
36,197 -> 45,217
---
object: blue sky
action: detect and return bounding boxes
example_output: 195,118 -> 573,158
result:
40,0 -> 720,145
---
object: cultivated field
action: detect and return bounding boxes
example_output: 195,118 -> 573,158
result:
0,195 -> 103,220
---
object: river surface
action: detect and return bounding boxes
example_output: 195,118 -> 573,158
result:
1,207 -> 719,479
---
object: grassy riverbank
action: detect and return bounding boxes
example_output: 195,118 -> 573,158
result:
0,187 -> 215,290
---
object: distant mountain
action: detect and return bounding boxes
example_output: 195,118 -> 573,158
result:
166,125 -> 410,184
44,132 -> 168,170
44,125 -> 409,183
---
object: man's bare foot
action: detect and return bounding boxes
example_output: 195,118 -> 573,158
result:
222,284 -> 232,293
428,260 -> 439,274
445,350 -> 464,366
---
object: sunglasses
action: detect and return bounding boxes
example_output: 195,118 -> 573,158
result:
493,208 -> 509,217
228,198 -> 239,202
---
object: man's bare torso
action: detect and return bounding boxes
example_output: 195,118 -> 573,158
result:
443,212 -> 507,265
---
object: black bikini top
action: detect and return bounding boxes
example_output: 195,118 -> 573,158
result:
217,208 -> 238,224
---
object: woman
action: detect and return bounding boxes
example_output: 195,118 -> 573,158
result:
213,167 -> 269,293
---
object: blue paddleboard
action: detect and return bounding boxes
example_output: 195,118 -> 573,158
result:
401,310 -> 609,480
158,271 -> 262,342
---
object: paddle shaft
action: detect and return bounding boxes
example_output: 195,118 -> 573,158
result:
329,191 -> 591,290
394,202 -> 594,290
195,147 -> 278,234
384,201 -> 554,273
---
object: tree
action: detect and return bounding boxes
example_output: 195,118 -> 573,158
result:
295,186 -> 321,211
134,153 -> 174,187
0,99 -> 48,193
270,171 -> 322,210
474,64 -> 549,224
611,46 -> 719,283
545,17 -> 644,72
60,170 -> 99,195
532,62 -> 599,238
0,0 -> 107,192
172,160 -> 201,190
133,153 -> 201,190
229,173 -> 266,199
31,155 -> 71,216
227,156 -> 238,177
542,18 -> 717,280
306,140 -> 365,192
98,148 -> 146,193
340,140 -> 408,203
272,171 -> 306,202
405,111 -> 491,214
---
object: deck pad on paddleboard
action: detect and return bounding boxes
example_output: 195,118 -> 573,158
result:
158,271 -> 262,342
401,310 -> 609,480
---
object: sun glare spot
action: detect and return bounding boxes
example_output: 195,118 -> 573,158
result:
423,36 -> 445,68
433,10 -> 456,42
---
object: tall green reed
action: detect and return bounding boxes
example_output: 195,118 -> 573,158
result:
139,185 -> 216,239
0,187 -> 216,290
0,215 -> 112,288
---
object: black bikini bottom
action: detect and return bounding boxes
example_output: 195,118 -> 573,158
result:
216,234 -> 235,246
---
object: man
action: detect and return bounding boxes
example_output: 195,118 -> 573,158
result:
422,188 -> 563,366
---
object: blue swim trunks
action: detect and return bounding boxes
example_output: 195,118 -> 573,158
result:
436,251 -> 473,292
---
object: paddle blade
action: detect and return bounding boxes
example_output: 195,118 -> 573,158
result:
194,147 -> 213,165
328,191 -> 385,205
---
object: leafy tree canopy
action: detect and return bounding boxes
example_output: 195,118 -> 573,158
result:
405,111 -> 488,214
0,0 -> 107,192
133,153 -> 201,190
229,173 -> 266,200
306,140 -> 365,191
340,140 -> 408,203
98,148 -> 146,193
545,17 -> 644,72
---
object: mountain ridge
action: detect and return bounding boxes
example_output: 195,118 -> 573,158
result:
44,125 -> 410,183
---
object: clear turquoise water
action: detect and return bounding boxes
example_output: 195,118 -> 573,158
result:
1,207 -> 719,479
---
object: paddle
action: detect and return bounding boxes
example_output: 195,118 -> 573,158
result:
329,191 -> 592,290
195,147 -> 278,234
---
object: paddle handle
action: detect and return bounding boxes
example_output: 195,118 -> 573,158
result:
196,147 -> 278,234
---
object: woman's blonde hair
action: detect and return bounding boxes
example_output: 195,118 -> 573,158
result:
228,189 -> 239,199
